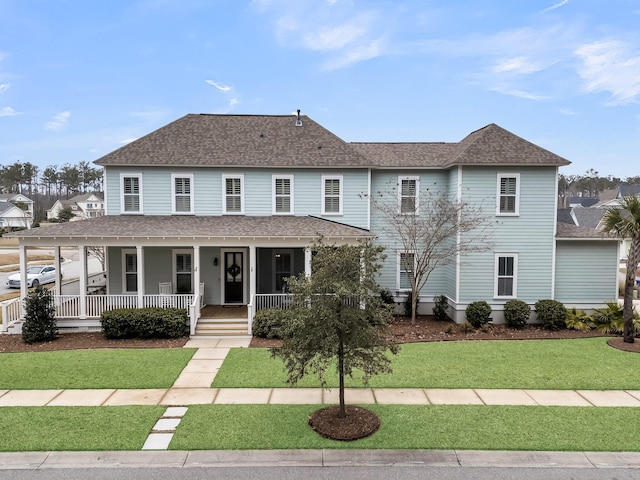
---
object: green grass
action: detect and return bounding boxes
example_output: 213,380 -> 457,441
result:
0,406 -> 164,451
170,404 -> 640,451
213,338 -> 640,390
0,348 -> 196,389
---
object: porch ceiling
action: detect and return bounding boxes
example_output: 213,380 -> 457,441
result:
9,215 -> 373,246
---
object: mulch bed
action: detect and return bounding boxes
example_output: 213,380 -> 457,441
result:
308,405 -> 380,441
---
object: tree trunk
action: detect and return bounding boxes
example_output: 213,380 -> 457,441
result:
337,333 -> 346,418
623,240 -> 640,343
411,290 -> 418,325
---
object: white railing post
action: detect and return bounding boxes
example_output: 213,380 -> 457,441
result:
1,301 -> 8,333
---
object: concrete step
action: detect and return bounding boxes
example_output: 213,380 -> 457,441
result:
194,319 -> 249,337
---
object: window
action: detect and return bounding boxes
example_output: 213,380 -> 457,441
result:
121,173 -> 142,214
172,174 -> 193,214
399,176 -> 419,214
223,175 -> 244,214
273,175 -> 293,214
497,173 -> 520,215
174,251 -> 193,294
495,254 -> 518,298
122,250 -> 137,293
398,251 -> 416,292
322,175 -> 343,215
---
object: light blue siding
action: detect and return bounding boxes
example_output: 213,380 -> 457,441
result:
458,166 -> 557,304
555,241 -> 619,303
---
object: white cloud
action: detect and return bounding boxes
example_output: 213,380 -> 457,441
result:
575,40 -> 640,105
119,137 -> 138,145
302,19 -> 368,51
490,87 -> 550,101
0,106 -> 18,117
322,39 -> 383,70
45,111 -> 71,131
543,0 -> 569,12
0,83 -> 9,94
491,57 -> 546,75
205,80 -> 232,92
558,108 -> 577,115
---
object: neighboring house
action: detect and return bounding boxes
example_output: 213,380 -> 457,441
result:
7,113 -> 619,334
0,194 -> 33,230
568,196 -> 599,208
47,193 -> 104,221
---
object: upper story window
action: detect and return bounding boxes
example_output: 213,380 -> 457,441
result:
322,175 -> 343,215
273,175 -> 293,214
495,253 -> 518,298
223,174 -> 244,214
121,173 -> 142,214
399,176 -> 419,214
172,173 -> 194,214
497,173 -> 520,216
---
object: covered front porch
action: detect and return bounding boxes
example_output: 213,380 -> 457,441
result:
4,215 -> 372,337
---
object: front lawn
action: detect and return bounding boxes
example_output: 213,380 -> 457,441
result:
0,348 -> 196,389
213,338 -> 640,390
0,406 -> 164,451
170,404 -> 640,451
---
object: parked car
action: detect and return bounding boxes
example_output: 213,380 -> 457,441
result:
5,265 -> 61,289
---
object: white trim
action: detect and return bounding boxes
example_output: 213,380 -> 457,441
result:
321,175 -> 343,215
494,253 -> 518,299
551,166 -> 559,299
122,248 -> 138,293
397,250 -> 416,292
496,173 -> 520,216
398,175 -> 420,215
272,174 -> 294,215
173,248 -> 194,294
120,173 -> 143,214
366,169 -> 372,231
455,166 -> 462,304
171,173 -> 194,214
222,174 -> 245,215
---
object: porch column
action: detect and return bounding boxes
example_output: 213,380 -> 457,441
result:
193,245 -> 201,303
249,245 -> 256,304
79,245 -> 87,319
54,246 -> 62,294
19,245 -> 28,318
136,245 -> 144,308
304,247 -> 312,278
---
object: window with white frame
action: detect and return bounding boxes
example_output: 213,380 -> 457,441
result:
172,174 -> 193,214
495,254 -> 518,298
121,174 -> 142,213
122,250 -> 138,293
223,175 -> 244,214
497,173 -> 520,215
399,176 -> 419,214
322,175 -> 342,215
174,250 -> 193,294
273,175 -> 293,214
398,251 -> 416,292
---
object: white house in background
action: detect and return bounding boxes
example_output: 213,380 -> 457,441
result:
0,201 -> 32,230
0,193 -> 34,219
47,193 -> 104,221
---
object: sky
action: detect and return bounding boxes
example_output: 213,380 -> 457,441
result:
1,0 -> 640,179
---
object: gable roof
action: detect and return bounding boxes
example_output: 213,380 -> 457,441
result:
94,114 -> 372,168
351,123 -> 570,168
0,193 -> 33,203
67,193 -> 103,203
618,184 -> 640,198
571,207 -> 607,229
555,222 -> 617,240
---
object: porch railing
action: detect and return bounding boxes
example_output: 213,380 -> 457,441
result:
1,297 -> 22,333
254,294 -> 292,312
54,294 -> 196,319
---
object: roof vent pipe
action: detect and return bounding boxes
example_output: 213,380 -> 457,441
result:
295,109 -> 302,127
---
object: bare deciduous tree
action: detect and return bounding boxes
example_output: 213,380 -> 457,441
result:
370,187 -> 494,323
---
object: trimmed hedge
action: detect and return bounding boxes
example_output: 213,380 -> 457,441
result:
504,299 -> 531,329
535,299 -> 567,331
101,308 -> 187,339
465,300 -> 492,328
252,308 -> 286,339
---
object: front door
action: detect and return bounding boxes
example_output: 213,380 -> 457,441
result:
224,251 -> 244,303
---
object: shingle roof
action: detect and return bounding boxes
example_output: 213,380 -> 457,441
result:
94,114 -> 372,168
618,184 -> 640,198
351,123 -> 570,168
571,207 -> 607,229
555,222 -> 617,240
9,215 -> 373,240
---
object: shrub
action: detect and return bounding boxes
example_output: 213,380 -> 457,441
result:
566,307 -> 595,331
379,288 -> 396,306
252,308 -> 286,339
22,285 -> 57,344
535,299 -> 567,330
465,300 -> 492,328
503,299 -> 531,329
404,291 -> 418,317
101,308 -> 187,339
432,295 -> 450,322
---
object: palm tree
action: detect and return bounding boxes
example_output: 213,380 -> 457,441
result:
600,195 -> 640,343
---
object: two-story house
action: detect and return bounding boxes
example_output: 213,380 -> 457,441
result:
47,193 -> 104,221
5,113 -> 618,335
0,193 -> 33,230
